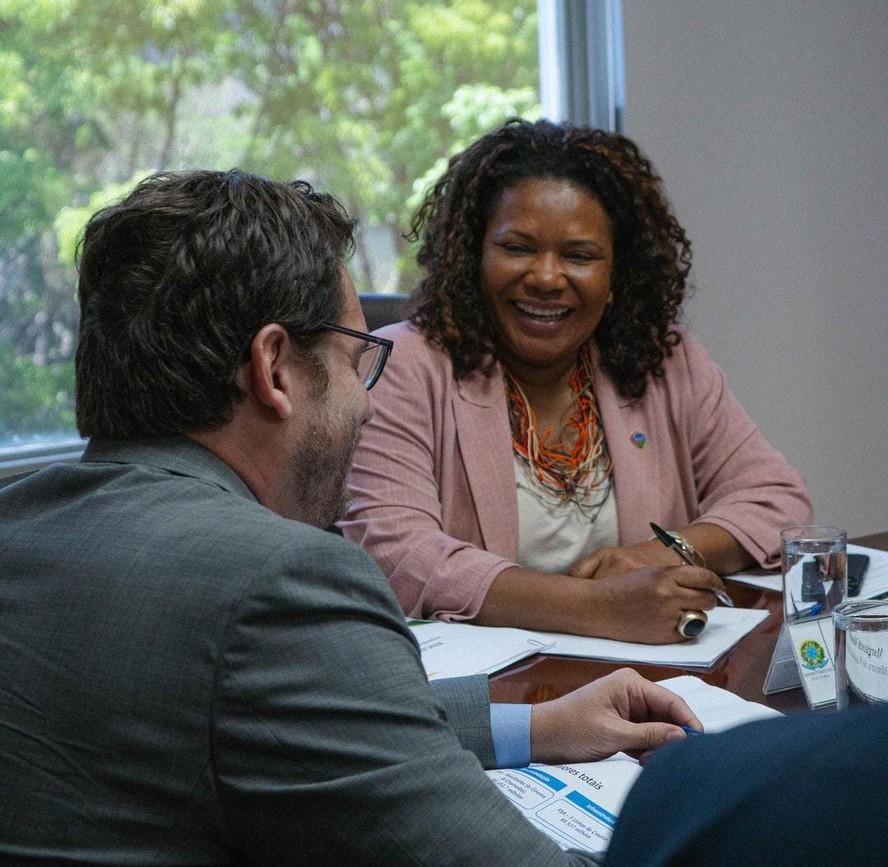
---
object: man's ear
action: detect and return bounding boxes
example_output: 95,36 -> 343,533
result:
240,323 -> 305,420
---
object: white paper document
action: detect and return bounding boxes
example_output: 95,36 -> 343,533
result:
535,607 -> 768,667
727,544 -> 888,595
487,676 -> 781,855
662,674 -> 782,731
487,757 -> 640,855
408,620 -> 554,680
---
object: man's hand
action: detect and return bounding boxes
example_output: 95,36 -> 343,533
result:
529,668 -> 703,765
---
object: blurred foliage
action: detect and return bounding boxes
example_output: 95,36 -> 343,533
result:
0,0 -> 539,443
0,347 -> 75,438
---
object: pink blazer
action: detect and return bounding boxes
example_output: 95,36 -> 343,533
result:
341,321 -> 813,620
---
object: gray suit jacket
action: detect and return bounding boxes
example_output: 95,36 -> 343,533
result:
0,438 -> 596,865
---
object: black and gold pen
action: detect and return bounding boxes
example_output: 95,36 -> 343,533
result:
650,522 -> 735,608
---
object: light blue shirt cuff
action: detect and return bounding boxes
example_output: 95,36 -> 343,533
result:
490,703 -> 532,768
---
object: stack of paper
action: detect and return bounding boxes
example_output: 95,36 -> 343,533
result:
662,674 -> 782,730
535,607 -> 769,668
409,607 -> 768,674
408,620 -> 554,680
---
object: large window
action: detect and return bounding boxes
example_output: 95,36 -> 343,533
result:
0,0 -> 541,463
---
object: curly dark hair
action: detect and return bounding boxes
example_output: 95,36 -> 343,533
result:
75,169 -> 355,438
407,118 -> 692,399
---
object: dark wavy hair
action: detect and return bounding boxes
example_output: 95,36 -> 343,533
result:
75,169 -> 356,438
408,118 -> 692,399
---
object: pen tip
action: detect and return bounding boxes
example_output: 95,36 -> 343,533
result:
717,591 -> 735,607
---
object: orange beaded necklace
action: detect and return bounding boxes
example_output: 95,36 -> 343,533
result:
504,348 -> 613,508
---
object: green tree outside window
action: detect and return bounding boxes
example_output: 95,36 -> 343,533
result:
0,0 -> 539,446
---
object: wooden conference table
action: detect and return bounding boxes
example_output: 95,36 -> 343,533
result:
489,531 -> 888,714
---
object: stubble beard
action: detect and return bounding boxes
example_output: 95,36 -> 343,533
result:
289,406 -> 363,529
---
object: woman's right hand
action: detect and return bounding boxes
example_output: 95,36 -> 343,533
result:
577,565 -> 722,644
475,563 -> 725,644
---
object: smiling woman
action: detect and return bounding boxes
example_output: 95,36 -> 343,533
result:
480,178 -> 614,393
340,118 -> 813,645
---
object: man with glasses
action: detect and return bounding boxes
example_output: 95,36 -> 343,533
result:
0,169 -> 698,864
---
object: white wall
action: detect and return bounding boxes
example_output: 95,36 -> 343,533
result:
621,0 -> 888,535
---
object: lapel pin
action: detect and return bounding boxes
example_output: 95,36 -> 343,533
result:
631,431 -> 647,448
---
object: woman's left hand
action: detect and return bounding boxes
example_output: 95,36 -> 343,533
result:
569,540 -> 685,580
570,523 -> 755,578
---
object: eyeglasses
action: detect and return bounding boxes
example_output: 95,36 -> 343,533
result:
321,323 -> 393,390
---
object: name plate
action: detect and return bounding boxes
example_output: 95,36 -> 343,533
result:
764,617 -> 837,709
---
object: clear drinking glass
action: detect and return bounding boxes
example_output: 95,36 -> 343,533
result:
781,525 -> 847,622
833,599 -> 888,710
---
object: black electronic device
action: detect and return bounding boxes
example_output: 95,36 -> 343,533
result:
801,560 -> 826,603
847,553 -> 870,597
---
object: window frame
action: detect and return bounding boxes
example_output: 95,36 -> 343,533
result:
538,0 -> 625,132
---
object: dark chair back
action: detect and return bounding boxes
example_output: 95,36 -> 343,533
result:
359,293 -> 407,333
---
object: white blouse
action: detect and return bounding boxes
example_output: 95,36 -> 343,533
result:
514,456 -> 619,574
